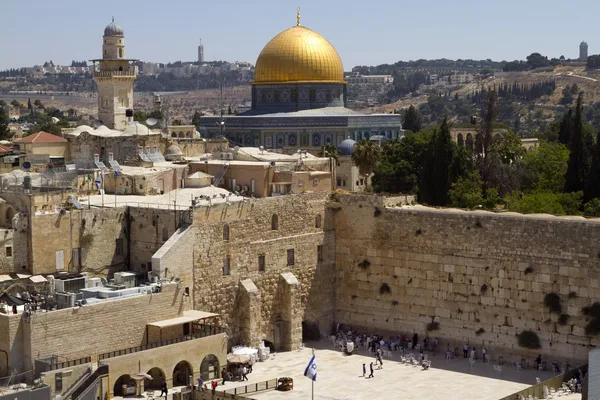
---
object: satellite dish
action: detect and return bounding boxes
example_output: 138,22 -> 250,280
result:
51,117 -> 60,123
233,146 -> 239,154
21,161 -> 31,171
146,118 -> 158,127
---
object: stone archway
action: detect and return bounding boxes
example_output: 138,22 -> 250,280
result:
172,361 -> 193,387
113,374 -> 131,396
199,355 -> 219,381
144,367 -> 165,391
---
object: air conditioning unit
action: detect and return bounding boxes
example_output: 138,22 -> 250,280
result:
114,272 -> 136,288
220,153 -> 227,160
226,153 -> 234,160
54,275 -> 86,293
242,186 -> 249,192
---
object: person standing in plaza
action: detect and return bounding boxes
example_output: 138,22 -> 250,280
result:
362,363 -> 366,377
463,344 -> 469,358
242,365 -> 249,381
160,380 -> 168,397
368,362 -> 374,378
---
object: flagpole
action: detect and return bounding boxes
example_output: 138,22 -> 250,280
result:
311,349 -> 314,400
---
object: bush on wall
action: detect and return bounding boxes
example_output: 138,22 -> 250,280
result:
517,330 -> 541,349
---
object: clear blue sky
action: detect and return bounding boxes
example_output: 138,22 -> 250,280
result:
1,0 -> 598,70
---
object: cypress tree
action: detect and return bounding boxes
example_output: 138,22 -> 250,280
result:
420,118 -> 454,205
584,131 -> 600,202
558,109 -> 573,146
402,105 -> 423,133
564,94 -> 587,193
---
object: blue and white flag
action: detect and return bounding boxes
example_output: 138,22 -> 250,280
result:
303,354 -> 317,381
94,175 -> 103,189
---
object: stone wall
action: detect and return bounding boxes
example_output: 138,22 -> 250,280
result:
151,225 -> 195,285
7,283 -> 189,374
333,195 -> 600,364
0,229 -> 14,274
192,192 -> 336,350
30,208 -> 127,276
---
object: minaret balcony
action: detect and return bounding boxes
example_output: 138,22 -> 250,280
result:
93,68 -> 136,78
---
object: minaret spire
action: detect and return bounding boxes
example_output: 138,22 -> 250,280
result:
297,7 -> 301,26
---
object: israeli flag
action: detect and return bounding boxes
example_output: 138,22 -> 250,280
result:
94,175 -> 103,189
303,354 -> 317,381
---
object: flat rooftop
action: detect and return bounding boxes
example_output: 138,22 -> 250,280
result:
223,342 -> 567,400
83,187 -> 244,209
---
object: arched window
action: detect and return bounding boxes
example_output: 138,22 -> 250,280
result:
457,133 -> 464,147
200,355 -> 220,380
223,224 -> 229,241
119,48 -> 123,58
315,214 -> 322,229
271,214 -> 279,230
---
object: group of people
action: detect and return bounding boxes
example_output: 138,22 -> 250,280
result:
334,329 -> 440,357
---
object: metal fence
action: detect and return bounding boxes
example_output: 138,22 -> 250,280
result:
223,379 -> 278,396
98,329 -> 224,361
48,356 -> 92,372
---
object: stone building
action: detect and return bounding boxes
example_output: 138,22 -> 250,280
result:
199,12 -> 402,154
91,19 -> 137,130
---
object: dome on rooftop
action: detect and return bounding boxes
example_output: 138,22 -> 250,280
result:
165,144 -> 184,161
104,18 -> 124,37
338,138 -> 356,156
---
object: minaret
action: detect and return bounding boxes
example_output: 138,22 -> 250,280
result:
198,38 -> 205,63
92,18 -> 137,130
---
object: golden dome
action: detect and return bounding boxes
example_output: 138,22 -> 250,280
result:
254,25 -> 345,85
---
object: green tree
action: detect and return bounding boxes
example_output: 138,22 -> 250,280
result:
10,100 -> 20,107
0,100 -> 7,107
449,170 -> 484,209
27,98 -> 32,110
402,105 -> 422,132
585,130 -> 600,202
564,94 -> 589,193
584,198 -> 600,217
419,118 -> 454,205
351,139 -> 380,186
319,143 -> 340,164
33,99 -> 44,109
133,110 -> 147,122
0,107 -> 10,140
523,141 -> 569,192
558,109 -> 573,145
191,111 -> 203,126
506,191 -> 582,215
491,131 -> 525,164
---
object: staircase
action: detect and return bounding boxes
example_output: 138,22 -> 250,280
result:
58,364 -> 109,400
213,162 -> 229,186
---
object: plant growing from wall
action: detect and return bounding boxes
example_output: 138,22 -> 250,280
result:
426,318 -> 440,331
392,300 -> 399,306
358,259 -> 370,270
415,229 -> 422,236
568,291 -> 578,299
80,232 -> 94,247
474,220 -> 483,228
558,314 -> 570,326
524,265 -> 534,275
480,283 -> 488,294
517,330 -> 541,349
374,208 -> 382,217
582,302 -> 600,335
544,293 -> 562,314
379,283 -> 391,295
475,328 -> 485,336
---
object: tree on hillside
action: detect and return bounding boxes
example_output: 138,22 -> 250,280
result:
523,141 -> 569,193
191,111 -> 203,126
34,99 -> 44,109
351,139 -> 380,186
0,100 -> 6,107
476,91 -> 498,158
585,130 -> 600,202
419,118 -> 454,205
27,98 -> 32,110
449,170 -> 484,209
564,94 -> 590,193
9,100 -> 19,108
402,105 -> 422,133
587,55 -> 600,70
558,109 -> 574,145
0,107 -> 10,140
526,53 -> 550,69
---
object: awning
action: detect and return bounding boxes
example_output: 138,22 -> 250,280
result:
0,275 -> 12,282
147,310 -> 219,328
16,273 -> 31,279
29,275 -> 47,283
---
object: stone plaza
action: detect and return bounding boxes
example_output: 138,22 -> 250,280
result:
223,342 -> 579,400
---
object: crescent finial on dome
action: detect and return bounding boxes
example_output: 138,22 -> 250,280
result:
297,7 -> 300,26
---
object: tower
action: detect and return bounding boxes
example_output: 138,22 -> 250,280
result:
198,38 -> 205,63
580,41 -> 589,62
91,18 -> 137,130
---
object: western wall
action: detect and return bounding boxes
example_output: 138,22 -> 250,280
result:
331,194 -> 600,365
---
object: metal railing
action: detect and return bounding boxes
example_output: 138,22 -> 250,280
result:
48,356 -> 92,372
222,379 -> 278,396
498,364 -> 588,400
98,328 -> 224,361
71,364 -> 109,400
93,70 -> 136,78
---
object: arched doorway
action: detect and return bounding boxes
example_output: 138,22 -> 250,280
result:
113,374 -> 131,397
262,340 -> 275,353
144,368 -> 165,391
200,355 -> 219,381
172,361 -> 193,387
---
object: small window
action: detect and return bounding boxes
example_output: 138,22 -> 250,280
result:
223,257 -> 230,276
315,215 -> 322,229
317,245 -> 323,261
271,214 -> 279,230
115,238 -> 123,256
183,322 -> 190,335
223,224 -> 230,241
55,372 -> 63,392
5,246 -> 12,258
258,254 -> 265,272
162,227 -> 169,241
287,249 -> 295,266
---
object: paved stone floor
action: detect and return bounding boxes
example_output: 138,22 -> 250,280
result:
222,341 -> 577,400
